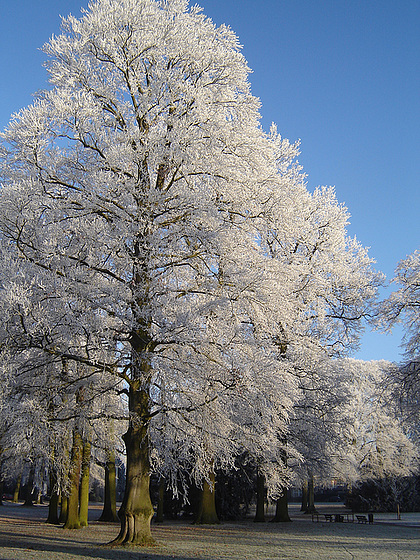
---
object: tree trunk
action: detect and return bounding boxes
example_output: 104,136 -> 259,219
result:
99,448 -> 119,522
59,495 -> 68,524
155,480 -> 165,523
46,477 -> 60,525
13,474 -> 21,503
254,473 -> 266,522
64,429 -> 83,529
306,474 -> 317,514
46,444 -> 60,524
79,437 -> 91,527
0,455 -> 3,506
110,386 -> 155,546
22,464 -> 35,507
271,488 -> 292,522
195,472 -> 219,524
301,480 -> 308,512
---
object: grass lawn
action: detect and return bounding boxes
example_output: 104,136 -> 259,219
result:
0,502 -> 418,560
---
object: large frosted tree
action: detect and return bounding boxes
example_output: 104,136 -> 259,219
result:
0,0 -> 298,544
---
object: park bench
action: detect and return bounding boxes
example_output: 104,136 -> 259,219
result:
356,515 -> 368,523
324,514 -> 334,522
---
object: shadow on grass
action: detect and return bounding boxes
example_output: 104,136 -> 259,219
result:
0,529 -> 192,560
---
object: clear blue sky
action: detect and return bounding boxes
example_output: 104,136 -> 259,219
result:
1,0 -> 419,363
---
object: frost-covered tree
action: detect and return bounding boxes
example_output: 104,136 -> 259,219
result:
381,250 -> 420,361
289,355 -> 351,512
259,132 -> 383,359
0,0 -> 385,542
253,132 -> 382,518
0,0 -> 302,544
330,359 -> 418,484
0,244 -> 126,523
380,250 -> 420,423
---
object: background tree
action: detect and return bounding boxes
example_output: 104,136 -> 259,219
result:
330,359 -> 418,488
380,249 -> 420,428
381,250 -> 420,361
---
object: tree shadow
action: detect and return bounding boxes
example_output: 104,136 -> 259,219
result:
0,528 -> 194,560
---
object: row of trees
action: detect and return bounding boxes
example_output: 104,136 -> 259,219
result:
0,0 -> 418,545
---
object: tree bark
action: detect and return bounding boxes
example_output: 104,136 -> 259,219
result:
254,473 -> 266,522
46,478 -> 60,524
0,454 -> 3,506
110,386 -> 155,546
155,480 -> 165,523
22,464 -> 35,507
79,437 -> 91,527
195,472 -> 219,524
306,474 -> 317,514
64,429 -> 83,529
13,474 -> 21,503
99,448 -> 119,522
271,489 -> 292,522
301,480 -> 308,512
59,495 -> 68,524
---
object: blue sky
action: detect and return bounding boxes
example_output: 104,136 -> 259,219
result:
0,0 -> 419,363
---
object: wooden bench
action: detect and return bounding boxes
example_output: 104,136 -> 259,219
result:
324,514 -> 334,522
356,515 -> 368,523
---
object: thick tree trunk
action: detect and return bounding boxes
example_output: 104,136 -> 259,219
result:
271,489 -> 292,522
46,468 -> 60,525
64,429 -> 83,529
306,474 -> 317,514
59,495 -> 68,524
301,480 -> 308,512
99,449 -> 119,522
13,475 -> 21,503
22,464 -> 35,507
254,473 -> 266,522
195,472 -> 219,524
47,483 -> 60,524
79,437 -> 91,527
110,386 -> 155,546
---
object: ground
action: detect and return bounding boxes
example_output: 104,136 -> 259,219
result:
0,502 -> 418,560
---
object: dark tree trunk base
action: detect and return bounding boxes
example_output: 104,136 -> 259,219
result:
98,511 -> 119,523
271,490 -> 292,522
253,474 -> 266,523
194,474 -> 220,525
46,492 -> 60,525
